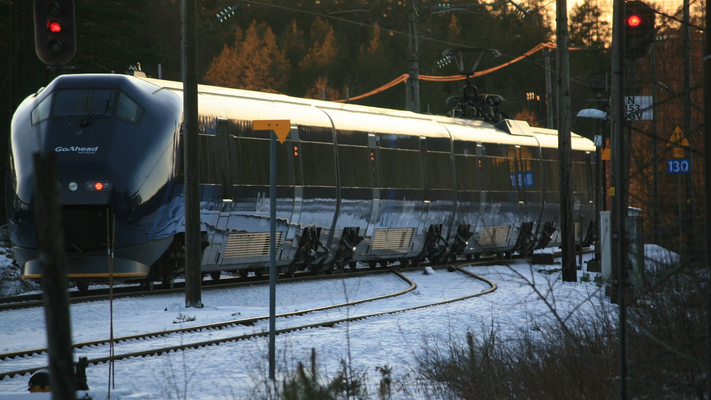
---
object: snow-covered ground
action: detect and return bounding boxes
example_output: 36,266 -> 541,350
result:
0,249 -> 615,399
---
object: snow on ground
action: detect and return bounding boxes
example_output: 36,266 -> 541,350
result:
0,251 -> 614,399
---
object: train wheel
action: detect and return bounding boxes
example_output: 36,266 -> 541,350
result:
238,269 -> 248,278
348,261 -> 357,272
76,281 -> 90,293
368,261 -> 377,269
210,272 -> 221,281
254,269 -> 264,278
142,279 -> 155,291
162,276 -> 175,289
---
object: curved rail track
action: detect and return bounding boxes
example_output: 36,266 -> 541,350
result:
0,266 -> 496,382
0,250 -> 539,312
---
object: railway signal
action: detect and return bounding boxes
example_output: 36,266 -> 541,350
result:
34,0 -> 76,66
624,0 -> 655,61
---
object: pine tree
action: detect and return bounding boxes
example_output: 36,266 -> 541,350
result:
203,20 -> 289,92
569,0 -> 611,49
299,18 -> 341,99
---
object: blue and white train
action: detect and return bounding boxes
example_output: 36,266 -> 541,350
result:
6,73 -> 596,288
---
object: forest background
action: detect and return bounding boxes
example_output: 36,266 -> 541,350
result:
2,0 -> 612,143
0,0 -> 705,242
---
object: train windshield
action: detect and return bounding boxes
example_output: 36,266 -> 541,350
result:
31,88 -> 145,125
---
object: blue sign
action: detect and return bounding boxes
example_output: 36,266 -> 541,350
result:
667,159 -> 690,174
510,172 -> 534,187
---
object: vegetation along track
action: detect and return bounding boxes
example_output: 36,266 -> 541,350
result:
0,266 -> 496,381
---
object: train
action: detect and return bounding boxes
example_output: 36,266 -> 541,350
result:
6,73 -> 596,290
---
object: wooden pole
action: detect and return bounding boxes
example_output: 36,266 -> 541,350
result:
33,152 -> 76,400
556,0 -> 576,282
182,0 -> 203,308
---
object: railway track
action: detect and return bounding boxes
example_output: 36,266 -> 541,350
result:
0,266 -> 496,382
0,249 -> 548,311
0,266 -> 398,312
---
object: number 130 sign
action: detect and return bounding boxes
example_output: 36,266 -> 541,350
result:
667,159 -> 690,174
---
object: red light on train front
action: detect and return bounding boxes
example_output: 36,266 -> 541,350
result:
85,181 -> 112,191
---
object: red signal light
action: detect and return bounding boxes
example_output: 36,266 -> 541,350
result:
94,182 -> 104,191
47,20 -> 62,33
627,14 -> 642,28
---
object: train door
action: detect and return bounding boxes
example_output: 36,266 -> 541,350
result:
330,129 -> 375,267
416,136 -> 431,237
286,125 -> 339,271
511,145 -> 527,215
216,118 -> 233,198
365,133 -> 381,239
511,144 -> 543,253
476,143 -> 486,209
419,135 -> 457,262
283,127 -> 304,259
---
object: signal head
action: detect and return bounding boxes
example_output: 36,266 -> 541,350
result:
34,0 -> 76,66
623,0 -> 656,61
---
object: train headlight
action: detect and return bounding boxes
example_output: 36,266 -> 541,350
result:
68,181 -> 78,192
85,181 -> 112,191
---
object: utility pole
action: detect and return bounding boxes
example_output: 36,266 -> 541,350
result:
34,153 -> 76,400
407,0 -> 420,113
682,0 -> 694,253
556,0 -> 575,282
704,0 -> 711,395
544,47 -> 555,129
182,0 -> 203,308
611,0 -> 630,398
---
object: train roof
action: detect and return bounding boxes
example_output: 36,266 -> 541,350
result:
138,76 -> 595,152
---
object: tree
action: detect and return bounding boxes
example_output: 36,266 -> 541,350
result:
569,0 -> 611,49
203,20 -> 289,92
298,18 -> 342,99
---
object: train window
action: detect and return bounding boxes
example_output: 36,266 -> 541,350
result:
231,137 -> 290,186
453,140 -> 478,156
31,88 -> 144,125
572,161 -> 588,192
301,142 -> 336,187
543,159 -> 560,193
30,96 -> 52,124
455,154 -> 480,191
379,148 -> 422,189
115,93 -> 143,123
338,145 -> 370,188
379,133 -> 420,150
300,126 -> 333,143
235,138 -> 270,185
428,152 -> 454,190
483,156 -> 514,192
